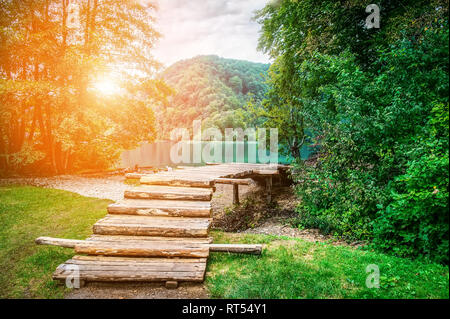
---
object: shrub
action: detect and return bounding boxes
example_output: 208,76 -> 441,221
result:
293,24 -> 449,263
373,102 -> 449,264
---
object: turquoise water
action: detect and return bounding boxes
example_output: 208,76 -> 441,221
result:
121,141 -> 316,168
185,141 -> 314,165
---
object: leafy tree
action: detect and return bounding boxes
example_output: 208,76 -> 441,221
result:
255,0 -> 448,160
229,76 -> 243,94
0,0 -> 168,174
256,0 -> 449,262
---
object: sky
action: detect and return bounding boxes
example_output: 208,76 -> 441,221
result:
152,0 -> 272,66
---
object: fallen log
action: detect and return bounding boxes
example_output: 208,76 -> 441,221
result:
209,244 -> 262,255
35,237 -> 263,255
35,237 -> 85,248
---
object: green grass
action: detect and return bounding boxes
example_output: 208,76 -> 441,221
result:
0,186 -> 111,298
0,186 -> 448,299
207,232 -> 449,299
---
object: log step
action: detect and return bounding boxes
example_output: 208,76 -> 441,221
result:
93,215 -> 211,238
74,241 -> 210,258
87,235 -> 214,244
108,199 -> 212,218
125,186 -> 213,201
125,173 -> 145,180
53,256 -> 207,283
140,176 -> 214,188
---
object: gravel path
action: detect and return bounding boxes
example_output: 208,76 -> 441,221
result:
0,175 -> 129,201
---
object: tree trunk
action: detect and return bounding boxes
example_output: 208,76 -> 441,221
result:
62,0 -> 67,50
17,114 -> 26,151
28,107 -> 38,143
85,0 -> 91,50
63,149 -> 71,172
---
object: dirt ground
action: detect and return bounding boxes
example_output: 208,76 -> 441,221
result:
65,282 -> 209,299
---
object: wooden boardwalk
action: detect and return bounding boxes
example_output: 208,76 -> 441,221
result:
37,163 -> 288,288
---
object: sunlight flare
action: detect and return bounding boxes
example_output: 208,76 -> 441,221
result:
93,79 -> 120,96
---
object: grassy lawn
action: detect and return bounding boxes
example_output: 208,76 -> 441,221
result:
0,186 -> 448,299
207,232 -> 449,299
0,186 -> 111,298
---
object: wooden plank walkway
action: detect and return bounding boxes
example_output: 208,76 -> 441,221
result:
39,163 -> 288,288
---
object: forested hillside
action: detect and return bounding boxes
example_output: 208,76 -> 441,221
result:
154,55 -> 269,138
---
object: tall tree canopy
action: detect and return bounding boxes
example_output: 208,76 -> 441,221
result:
0,0 -> 169,174
255,0 -> 448,158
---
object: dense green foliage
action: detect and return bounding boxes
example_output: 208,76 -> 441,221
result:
255,0 -> 449,263
295,30 -> 449,263
0,0 -> 168,175
155,55 -> 269,138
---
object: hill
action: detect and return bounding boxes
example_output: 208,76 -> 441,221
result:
155,55 -> 270,138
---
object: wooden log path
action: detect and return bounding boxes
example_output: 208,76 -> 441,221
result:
36,163 -> 288,289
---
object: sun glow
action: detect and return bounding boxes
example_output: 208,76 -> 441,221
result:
93,79 -> 121,96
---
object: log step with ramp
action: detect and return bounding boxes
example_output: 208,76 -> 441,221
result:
93,215 -> 211,238
36,236 -> 262,255
108,199 -> 212,218
53,256 -> 207,283
125,186 -> 213,201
